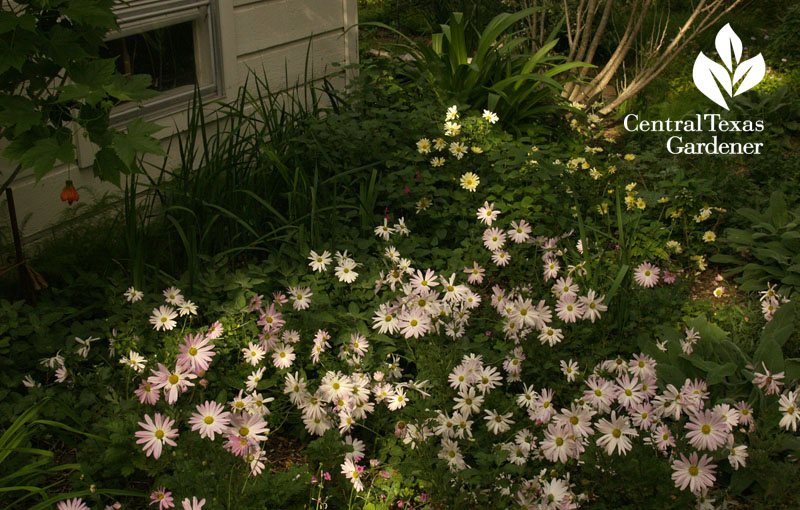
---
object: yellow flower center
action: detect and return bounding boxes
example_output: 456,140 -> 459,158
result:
189,347 -> 198,356
239,427 -> 250,437
155,430 -> 165,439
168,374 -> 179,385
204,416 -> 214,425
701,424 -> 711,434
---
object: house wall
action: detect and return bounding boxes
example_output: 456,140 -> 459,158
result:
0,0 -> 358,242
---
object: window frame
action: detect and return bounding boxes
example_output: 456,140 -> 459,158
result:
105,0 -> 225,125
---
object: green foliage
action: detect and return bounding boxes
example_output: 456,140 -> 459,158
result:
712,192 -> 800,296
0,0 -> 163,193
0,399 -> 141,509
365,10 -> 584,132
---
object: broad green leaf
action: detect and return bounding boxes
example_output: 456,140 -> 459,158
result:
760,301 -> 795,347
706,362 -> 737,385
753,337 -> 784,372
112,118 -> 165,168
92,147 -> 125,187
3,135 -> 76,182
657,363 -> 686,388
0,95 -> 41,136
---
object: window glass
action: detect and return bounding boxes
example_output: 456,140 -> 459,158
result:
100,21 -> 198,92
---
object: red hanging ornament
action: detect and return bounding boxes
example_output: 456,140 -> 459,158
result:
60,180 -> 79,205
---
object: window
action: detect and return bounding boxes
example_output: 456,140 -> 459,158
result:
103,0 -> 223,123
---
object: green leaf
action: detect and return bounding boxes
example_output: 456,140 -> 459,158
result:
92,147 -> 125,187
0,95 -> 41,136
753,337 -> 784,372
0,29 -> 36,73
685,314 -> 730,344
786,358 -> 800,381
760,301 -> 795,347
3,135 -> 76,181
656,363 -> 686,387
104,73 -> 160,102
112,118 -> 165,168
706,362 -> 737,385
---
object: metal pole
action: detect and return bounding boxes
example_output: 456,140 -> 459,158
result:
5,188 -> 34,303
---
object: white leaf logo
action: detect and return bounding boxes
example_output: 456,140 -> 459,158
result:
693,23 -> 766,110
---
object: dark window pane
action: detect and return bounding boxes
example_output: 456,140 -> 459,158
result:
101,22 -> 197,92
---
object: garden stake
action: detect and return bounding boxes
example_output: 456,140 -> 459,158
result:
5,187 -> 35,304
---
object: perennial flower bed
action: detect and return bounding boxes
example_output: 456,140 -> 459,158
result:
8,105 -> 799,510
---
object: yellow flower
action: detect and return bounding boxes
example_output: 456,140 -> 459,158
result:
666,240 -> 682,254
703,231 -> 716,243
657,196 -> 670,204
636,198 -> 646,210
624,154 -> 636,161
607,165 -> 616,174
625,182 -> 637,192
415,197 -> 432,213
471,146 -> 484,154
691,255 -> 707,271
416,138 -> 431,154
624,195 -> 636,209
459,172 -> 480,192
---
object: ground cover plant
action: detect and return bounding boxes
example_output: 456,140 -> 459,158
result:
3,1 -> 800,509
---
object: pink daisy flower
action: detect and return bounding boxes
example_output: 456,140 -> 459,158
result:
205,321 -> 224,340
464,262 -> 485,284
177,333 -> 216,374
752,361 -> 785,395
224,434 -> 252,457
685,409 -> 729,451
229,411 -> 270,442
257,303 -> 285,332
135,413 -> 178,459
181,497 -> 206,510
398,307 -> 430,339
735,401 -> 755,427
135,381 -> 161,405
595,411 -> 638,456
633,262 -> 660,288
272,343 -> 296,369
555,294 -> 584,323
189,401 -> 231,440
652,424 -> 675,451
410,268 -> 439,292
491,249 -> 511,267
149,487 -> 175,509
671,451 -> 716,494
148,363 -> 196,405
57,498 -> 90,510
